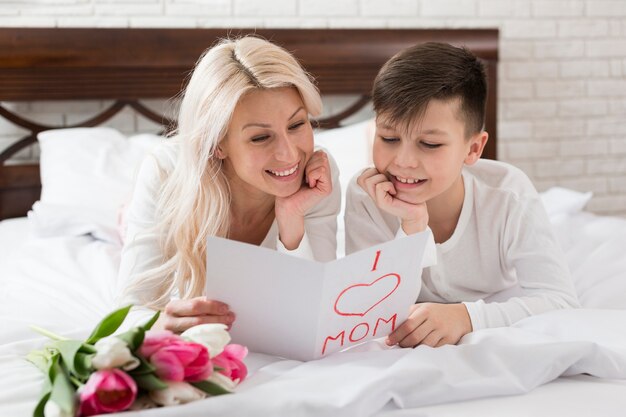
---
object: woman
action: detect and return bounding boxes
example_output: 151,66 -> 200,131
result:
118,36 -> 340,333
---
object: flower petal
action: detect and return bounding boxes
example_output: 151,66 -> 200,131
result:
151,351 -> 185,382
181,324 -> 230,357
223,344 -> 248,361
79,369 -> 136,416
149,382 -> 206,406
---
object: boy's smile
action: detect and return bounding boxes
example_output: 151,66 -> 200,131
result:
390,175 -> 427,189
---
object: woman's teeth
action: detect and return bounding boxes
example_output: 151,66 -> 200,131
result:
268,164 -> 298,177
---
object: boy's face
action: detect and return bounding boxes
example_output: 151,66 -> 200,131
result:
373,98 -> 486,206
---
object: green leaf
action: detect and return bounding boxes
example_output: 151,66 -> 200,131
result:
47,353 -> 60,385
133,373 -> 168,391
32,391 -> 51,417
26,350 -> 50,374
55,340 -> 86,380
40,377 -> 52,395
79,343 -> 97,354
49,370 -> 77,417
116,327 -> 145,352
74,352 -> 93,380
85,305 -> 132,345
192,380 -> 232,396
128,356 -> 156,376
141,310 -> 161,331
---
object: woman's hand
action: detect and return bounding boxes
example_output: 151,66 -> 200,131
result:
153,296 -> 235,333
275,150 -> 333,249
386,303 -> 472,348
357,168 -> 429,235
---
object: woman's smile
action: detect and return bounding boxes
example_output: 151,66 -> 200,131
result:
266,162 -> 300,182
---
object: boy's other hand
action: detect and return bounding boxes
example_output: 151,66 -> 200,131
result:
357,168 -> 428,234
385,302 -> 472,348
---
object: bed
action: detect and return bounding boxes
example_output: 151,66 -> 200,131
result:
1,28 -> 626,417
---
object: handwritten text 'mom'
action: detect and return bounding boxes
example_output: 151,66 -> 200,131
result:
321,313 -> 397,355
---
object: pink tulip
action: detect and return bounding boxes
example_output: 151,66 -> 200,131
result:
213,344 -> 248,383
140,331 -> 212,383
78,369 -> 137,416
139,330 -> 183,357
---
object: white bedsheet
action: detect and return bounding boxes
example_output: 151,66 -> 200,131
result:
1,209 -> 626,417
0,217 -> 32,266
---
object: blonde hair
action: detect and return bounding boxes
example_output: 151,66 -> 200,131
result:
127,36 -> 322,309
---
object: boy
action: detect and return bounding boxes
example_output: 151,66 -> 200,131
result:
345,42 -> 579,349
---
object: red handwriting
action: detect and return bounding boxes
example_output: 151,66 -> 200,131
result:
373,313 -> 397,336
371,250 -> 381,271
321,332 -> 345,355
349,323 -> 369,342
321,314 -> 398,355
322,250 -> 402,356
333,273 -> 400,317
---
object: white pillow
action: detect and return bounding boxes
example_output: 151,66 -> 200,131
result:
314,119 -> 375,258
38,127 -> 164,214
314,118 -> 374,198
35,127 -> 163,240
539,186 -> 592,218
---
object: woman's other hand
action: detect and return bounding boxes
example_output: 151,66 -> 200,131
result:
153,296 -> 235,333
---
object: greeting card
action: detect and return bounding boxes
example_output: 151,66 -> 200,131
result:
206,231 -> 431,361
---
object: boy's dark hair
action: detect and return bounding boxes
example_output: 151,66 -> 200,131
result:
372,42 -> 487,138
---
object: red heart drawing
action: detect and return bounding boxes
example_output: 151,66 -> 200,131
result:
333,273 -> 401,317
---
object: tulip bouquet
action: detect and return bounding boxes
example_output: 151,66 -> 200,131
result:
27,305 -> 248,417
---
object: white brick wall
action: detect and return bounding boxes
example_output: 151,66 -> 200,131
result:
1,0 -> 626,216
361,0 -> 418,17
421,0 -> 476,18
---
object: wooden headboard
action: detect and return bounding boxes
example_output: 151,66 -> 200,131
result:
0,28 -> 498,220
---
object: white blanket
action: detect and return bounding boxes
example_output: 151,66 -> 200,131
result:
1,208 -> 626,417
161,309 -> 625,417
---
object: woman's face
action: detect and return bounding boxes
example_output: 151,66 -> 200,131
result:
219,87 -> 314,199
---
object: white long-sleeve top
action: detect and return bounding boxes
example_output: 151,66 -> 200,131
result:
345,159 -> 579,331
117,142 -> 341,310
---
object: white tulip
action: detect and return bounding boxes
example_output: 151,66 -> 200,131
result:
129,395 -> 158,410
43,400 -> 72,417
208,371 -> 237,392
149,382 -> 207,406
181,323 -> 231,357
91,336 -> 140,371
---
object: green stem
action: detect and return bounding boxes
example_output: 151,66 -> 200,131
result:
30,325 -> 68,341
69,375 -> 84,388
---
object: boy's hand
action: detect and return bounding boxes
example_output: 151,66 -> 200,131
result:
154,296 -> 235,333
386,303 -> 472,348
357,168 -> 428,234
275,150 -> 332,249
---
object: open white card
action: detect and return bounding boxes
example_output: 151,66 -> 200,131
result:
206,230 -> 431,361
